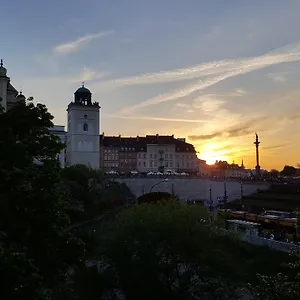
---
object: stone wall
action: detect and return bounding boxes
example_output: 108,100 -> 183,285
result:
115,178 -> 269,204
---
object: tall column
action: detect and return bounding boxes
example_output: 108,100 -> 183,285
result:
254,133 -> 261,177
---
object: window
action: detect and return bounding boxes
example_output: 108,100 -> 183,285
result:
83,123 -> 88,131
143,154 -> 146,159
150,154 -> 152,158
138,162 -> 141,166
150,161 -> 153,167
170,162 -> 173,167
143,162 -> 146,167
84,114 -> 87,119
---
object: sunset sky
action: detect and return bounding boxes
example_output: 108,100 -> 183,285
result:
1,0 -> 300,170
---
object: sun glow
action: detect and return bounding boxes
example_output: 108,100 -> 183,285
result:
199,152 -> 221,165
197,144 -> 228,165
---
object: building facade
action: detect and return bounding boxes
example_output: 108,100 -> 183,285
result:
100,134 -> 198,173
0,59 -> 26,112
66,85 -> 100,169
49,125 -> 67,168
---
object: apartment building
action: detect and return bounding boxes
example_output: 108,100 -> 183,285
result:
100,134 -> 198,173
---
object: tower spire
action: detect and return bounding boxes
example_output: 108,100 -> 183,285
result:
0,59 -> 3,67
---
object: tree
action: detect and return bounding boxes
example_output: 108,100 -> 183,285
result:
61,165 -> 131,220
250,251 -> 300,300
0,99 -> 83,299
269,169 -> 280,178
82,202 -> 246,300
281,165 -> 297,177
137,191 -> 178,204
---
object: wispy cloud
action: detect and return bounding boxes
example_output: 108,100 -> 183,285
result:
54,31 -> 114,55
262,144 -> 289,150
115,44 -> 300,114
107,114 -> 206,123
266,72 -> 288,82
188,118 -> 265,141
69,66 -> 110,83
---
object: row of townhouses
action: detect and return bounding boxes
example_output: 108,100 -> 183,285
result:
100,134 -> 198,173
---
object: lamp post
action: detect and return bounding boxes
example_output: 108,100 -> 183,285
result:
240,181 -> 243,206
223,179 -> 228,205
209,184 -> 213,219
150,178 -> 168,193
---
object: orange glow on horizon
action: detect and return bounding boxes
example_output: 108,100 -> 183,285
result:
197,151 -> 228,165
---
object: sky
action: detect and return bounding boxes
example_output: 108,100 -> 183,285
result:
1,0 -> 300,170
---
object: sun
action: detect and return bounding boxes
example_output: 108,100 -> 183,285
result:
198,151 -> 227,165
200,152 -> 219,165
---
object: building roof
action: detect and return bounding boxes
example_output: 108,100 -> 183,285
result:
100,134 -> 196,153
75,85 -> 91,94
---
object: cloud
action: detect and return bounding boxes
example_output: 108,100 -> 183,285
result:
188,118 -> 263,141
69,67 -> 110,83
117,44 -> 300,114
106,114 -> 206,123
262,144 -> 289,150
54,30 -> 114,55
266,72 -> 288,82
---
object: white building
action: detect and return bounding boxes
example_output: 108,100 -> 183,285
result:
49,125 -> 66,168
66,85 -> 100,169
0,59 -> 26,112
146,143 -> 176,172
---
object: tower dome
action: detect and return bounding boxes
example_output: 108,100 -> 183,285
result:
74,83 -> 92,105
0,59 -> 7,77
75,85 -> 91,95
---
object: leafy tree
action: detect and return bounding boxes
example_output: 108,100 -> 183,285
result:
269,169 -> 280,178
281,165 -> 297,177
0,99 -> 83,299
249,250 -> 300,300
62,165 -> 133,220
137,191 -> 178,204
80,202 -> 246,300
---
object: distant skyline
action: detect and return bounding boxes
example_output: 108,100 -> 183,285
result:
1,0 -> 300,170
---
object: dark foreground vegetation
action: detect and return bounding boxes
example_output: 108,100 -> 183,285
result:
1,99 -> 300,299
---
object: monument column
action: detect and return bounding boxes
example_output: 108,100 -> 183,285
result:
254,133 -> 261,177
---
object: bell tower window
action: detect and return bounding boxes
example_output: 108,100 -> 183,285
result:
83,123 -> 88,132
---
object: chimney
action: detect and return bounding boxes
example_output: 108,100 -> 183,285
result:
172,134 -> 174,138
137,135 -> 139,141
102,132 -> 105,139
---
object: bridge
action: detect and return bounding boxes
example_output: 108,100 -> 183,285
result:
115,177 -> 269,206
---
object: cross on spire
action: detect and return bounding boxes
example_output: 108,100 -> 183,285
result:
82,81 -> 85,87
0,59 -> 3,67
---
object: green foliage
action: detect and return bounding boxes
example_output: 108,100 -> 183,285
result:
62,165 -> 133,219
81,202 -> 245,299
0,100 -> 83,299
250,250 -> 300,300
281,165 -> 297,177
137,191 -> 178,204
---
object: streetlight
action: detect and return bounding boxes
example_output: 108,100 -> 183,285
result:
150,178 -> 168,192
240,181 -> 243,206
223,179 -> 228,204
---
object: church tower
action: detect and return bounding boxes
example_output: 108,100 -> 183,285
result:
0,59 -> 9,112
66,84 -> 100,169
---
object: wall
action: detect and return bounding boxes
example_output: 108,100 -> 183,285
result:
115,178 -> 269,203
